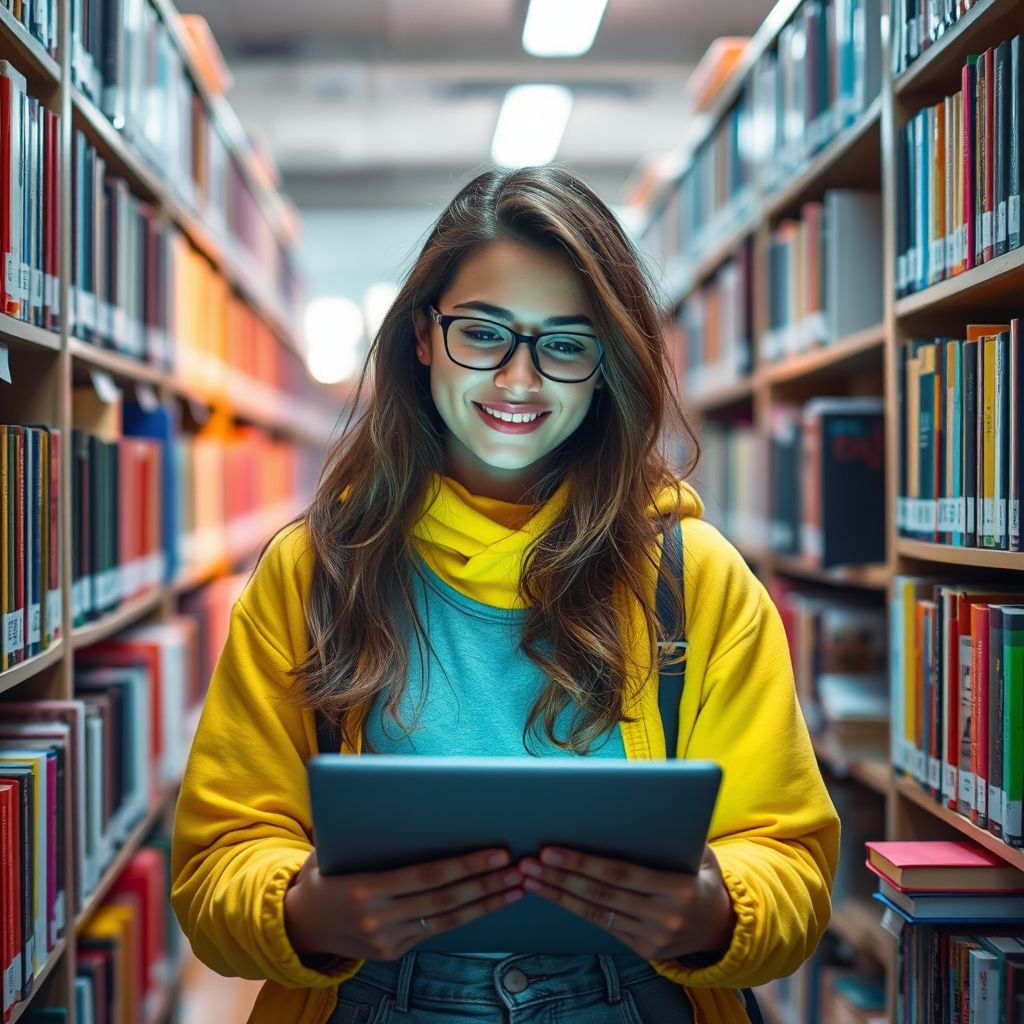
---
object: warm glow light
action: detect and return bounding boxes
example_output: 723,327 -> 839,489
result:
522,0 -> 609,57
304,296 -> 364,384
363,282 -> 399,340
491,85 -> 573,168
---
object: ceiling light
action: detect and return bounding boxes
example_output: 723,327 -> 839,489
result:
304,296 -> 364,384
491,85 -> 573,168
522,0 -> 609,57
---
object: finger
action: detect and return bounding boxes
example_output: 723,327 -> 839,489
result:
533,847 -> 689,898
520,875 -> 647,940
520,859 -> 647,920
384,866 -> 524,927
392,886 -> 525,954
369,849 -> 512,899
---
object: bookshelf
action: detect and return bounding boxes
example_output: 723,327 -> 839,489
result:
0,0 -> 338,1021
640,0 -> 1024,1019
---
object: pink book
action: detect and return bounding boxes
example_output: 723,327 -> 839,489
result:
865,839 -> 1024,891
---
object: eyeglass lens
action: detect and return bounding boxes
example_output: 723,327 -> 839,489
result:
446,318 -> 600,381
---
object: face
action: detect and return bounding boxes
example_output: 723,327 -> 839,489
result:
415,239 -> 604,503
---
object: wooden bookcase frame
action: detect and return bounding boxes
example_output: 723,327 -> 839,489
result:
642,0 -> 1024,1019
0,1 -> 337,1021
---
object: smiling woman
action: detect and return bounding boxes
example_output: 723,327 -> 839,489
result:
171,165 -> 839,1024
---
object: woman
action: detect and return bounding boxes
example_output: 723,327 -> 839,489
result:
171,166 -> 839,1023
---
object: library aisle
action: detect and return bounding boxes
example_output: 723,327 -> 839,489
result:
2,0 -> 1023,1022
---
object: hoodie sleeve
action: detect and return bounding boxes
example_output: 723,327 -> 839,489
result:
653,519 -> 841,991
170,525 -> 363,988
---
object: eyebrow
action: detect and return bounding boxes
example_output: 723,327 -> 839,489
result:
452,300 -> 594,329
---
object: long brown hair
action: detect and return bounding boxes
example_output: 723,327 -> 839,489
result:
298,165 -> 698,753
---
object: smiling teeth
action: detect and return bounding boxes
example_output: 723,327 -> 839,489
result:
481,405 -> 544,423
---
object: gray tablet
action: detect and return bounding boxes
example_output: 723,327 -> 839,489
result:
307,754 -> 722,954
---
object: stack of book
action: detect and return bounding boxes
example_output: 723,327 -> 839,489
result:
676,243 -> 752,396
865,840 -> 1024,1018
895,35 -> 1023,297
762,190 -> 883,362
752,0 -> 882,193
769,397 -> 886,568
891,579 -> 1023,844
0,62 -> 63,331
1,424 -> 62,670
897,320 -> 1023,552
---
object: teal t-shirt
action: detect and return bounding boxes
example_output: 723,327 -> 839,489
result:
364,556 -> 626,958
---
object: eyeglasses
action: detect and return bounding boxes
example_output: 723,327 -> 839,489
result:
428,305 -> 604,384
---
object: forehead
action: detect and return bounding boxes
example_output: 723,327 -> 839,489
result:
442,240 -> 591,320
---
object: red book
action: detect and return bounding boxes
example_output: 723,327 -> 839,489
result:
0,780 -> 18,1023
0,68 -> 19,319
11,426 -> 24,666
963,60 -> 977,272
865,839 -> 1024,891
983,47 -> 996,261
109,848 -> 167,1000
48,428 -> 59,643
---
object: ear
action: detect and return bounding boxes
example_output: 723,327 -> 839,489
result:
414,309 -> 432,367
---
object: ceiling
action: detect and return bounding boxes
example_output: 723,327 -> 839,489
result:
175,0 -> 776,210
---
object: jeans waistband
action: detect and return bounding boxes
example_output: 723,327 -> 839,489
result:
350,952 -> 661,1012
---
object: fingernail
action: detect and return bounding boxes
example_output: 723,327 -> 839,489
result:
523,878 -> 541,892
520,861 -> 542,877
505,890 -> 523,903
540,849 -> 562,866
503,870 -> 522,886
489,852 -> 510,867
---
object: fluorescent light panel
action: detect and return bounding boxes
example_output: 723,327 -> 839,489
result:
522,0 -> 610,57
491,85 -> 573,168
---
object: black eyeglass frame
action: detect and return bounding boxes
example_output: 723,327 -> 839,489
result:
427,305 -> 605,383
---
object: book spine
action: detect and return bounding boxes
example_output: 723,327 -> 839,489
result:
989,607 -> 1005,840
970,603 -> 990,828
963,59 -> 977,271
1004,609 -> 1024,845
1010,35 -> 1021,251
995,41 -> 1010,257
983,47 -> 995,262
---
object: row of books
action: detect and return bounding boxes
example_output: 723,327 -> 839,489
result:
891,0 -> 994,78
770,397 -> 885,568
771,582 -> 888,765
1,425 -> 62,672
675,243 -> 752,396
4,0 -> 57,59
762,190 -> 883,361
866,840 -> 1024,1021
0,62 -> 63,329
75,840 -> 180,1024
69,0 -> 302,326
895,36 -> 1024,297
891,577 -> 1024,847
752,0 -> 882,193
897,320 -> 1023,552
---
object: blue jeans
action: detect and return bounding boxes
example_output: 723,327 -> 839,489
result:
328,952 -> 695,1023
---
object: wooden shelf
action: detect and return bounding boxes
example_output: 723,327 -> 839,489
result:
684,374 -> 757,412
70,589 -> 164,650
898,538 -> 1024,571
0,313 -> 61,351
0,638 -> 65,695
893,0 -> 1022,98
762,96 -> 883,220
9,938 -> 68,1024
0,4 -> 61,85
70,338 -> 168,388
76,783 -> 178,930
894,775 -> 1024,871
895,243 -> 1024,318
762,324 -> 885,385
830,898 -> 894,964
772,555 -> 891,590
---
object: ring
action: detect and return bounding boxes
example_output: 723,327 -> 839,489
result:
419,916 -> 427,930
606,911 -> 616,929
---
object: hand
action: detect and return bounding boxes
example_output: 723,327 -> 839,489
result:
284,847 -> 524,961
517,843 -> 736,962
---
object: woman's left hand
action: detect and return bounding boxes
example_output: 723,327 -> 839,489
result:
517,843 -> 736,962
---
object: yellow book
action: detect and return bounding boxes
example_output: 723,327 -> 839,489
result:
982,334 -> 997,547
79,902 -> 141,1024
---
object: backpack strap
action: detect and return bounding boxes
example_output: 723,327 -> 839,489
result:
656,518 -> 687,759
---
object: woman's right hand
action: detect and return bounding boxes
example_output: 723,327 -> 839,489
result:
284,847 -> 524,961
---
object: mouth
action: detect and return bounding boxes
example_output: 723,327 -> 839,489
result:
473,402 -> 552,434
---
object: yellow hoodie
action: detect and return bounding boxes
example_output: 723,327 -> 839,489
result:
171,475 -> 839,1024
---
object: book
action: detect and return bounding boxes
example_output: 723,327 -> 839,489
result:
878,877 -> 1024,919
865,839 -> 1024,890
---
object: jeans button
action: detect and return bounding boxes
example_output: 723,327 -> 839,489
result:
502,967 -> 530,994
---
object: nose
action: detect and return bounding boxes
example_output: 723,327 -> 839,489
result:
494,339 -> 542,392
